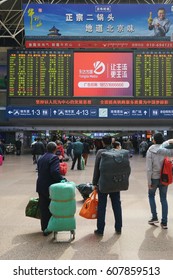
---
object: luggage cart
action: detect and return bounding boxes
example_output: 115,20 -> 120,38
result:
53,230 -> 75,243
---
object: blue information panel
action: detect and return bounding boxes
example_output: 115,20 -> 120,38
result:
6,106 -> 173,119
6,107 -> 98,119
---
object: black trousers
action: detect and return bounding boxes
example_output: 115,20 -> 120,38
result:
71,153 -> 82,170
97,189 -> 122,233
38,193 -> 51,232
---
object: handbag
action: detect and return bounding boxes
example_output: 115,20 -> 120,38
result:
160,157 -> 173,186
59,162 -> 68,175
25,197 -> 41,219
79,190 -> 98,219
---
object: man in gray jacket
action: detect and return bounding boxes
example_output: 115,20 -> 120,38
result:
92,135 -> 122,236
146,133 -> 173,229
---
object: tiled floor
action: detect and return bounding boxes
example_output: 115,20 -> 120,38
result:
0,152 -> 173,260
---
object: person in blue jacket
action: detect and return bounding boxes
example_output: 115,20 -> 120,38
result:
36,141 -> 65,236
71,138 -> 84,170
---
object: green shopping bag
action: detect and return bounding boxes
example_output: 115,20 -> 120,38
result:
25,197 -> 41,219
81,156 -> 85,170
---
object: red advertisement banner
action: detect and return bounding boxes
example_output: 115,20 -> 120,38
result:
25,40 -> 173,49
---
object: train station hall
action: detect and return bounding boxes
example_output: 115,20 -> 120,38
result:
1,1 -> 173,272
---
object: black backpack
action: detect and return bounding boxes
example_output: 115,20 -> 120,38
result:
99,149 -> 131,193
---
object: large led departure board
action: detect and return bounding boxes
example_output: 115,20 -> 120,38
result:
8,50 -> 73,97
8,49 -> 173,108
135,51 -> 173,97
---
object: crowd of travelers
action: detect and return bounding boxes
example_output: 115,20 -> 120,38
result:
30,134 -> 152,170
1,132 -> 173,236
32,132 -> 173,236
0,134 -> 155,168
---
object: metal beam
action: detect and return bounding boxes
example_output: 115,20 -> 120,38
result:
0,20 -> 22,45
0,0 -> 8,5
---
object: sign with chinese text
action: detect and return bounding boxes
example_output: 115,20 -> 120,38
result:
6,106 -> 173,119
74,52 -> 133,97
23,4 -> 173,40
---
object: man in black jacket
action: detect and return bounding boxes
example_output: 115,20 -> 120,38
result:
32,138 -> 45,169
36,141 -> 65,236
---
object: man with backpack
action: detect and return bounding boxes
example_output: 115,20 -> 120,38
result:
146,133 -> 173,229
92,135 -> 131,236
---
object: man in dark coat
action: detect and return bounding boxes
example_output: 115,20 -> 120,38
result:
92,135 -> 123,236
15,139 -> 22,155
36,141 -> 65,236
32,138 -> 45,169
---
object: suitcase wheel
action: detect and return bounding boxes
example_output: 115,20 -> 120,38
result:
70,230 -> 75,241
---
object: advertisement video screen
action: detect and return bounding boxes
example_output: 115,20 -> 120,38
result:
74,52 -> 133,97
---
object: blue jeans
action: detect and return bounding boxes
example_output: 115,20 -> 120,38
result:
97,189 -> 122,233
148,179 -> 168,224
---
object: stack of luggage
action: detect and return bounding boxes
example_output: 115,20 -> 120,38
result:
45,180 -> 76,242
